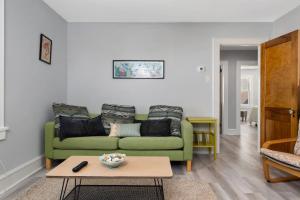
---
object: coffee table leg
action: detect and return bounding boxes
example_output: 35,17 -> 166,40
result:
154,178 -> 164,200
154,179 -> 159,200
74,179 -> 82,200
159,178 -> 165,200
59,178 -> 69,200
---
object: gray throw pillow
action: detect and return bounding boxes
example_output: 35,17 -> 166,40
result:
52,103 -> 89,137
101,104 -> 136,134
148,105 -> 183,136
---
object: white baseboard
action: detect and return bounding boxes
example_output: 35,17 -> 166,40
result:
223,129 -> 240,135
0,155 -> 44,198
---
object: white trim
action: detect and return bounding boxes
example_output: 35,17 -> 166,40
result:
239,61 -> 258,107
0,0 -> 6,138
220,61 -> 228,136
235,61 -> 241,135
212,38 -> 266,152
224,129 -> 240,135
0,155 -> 44,198
241,65 -> 258,70
240,74 -> 253,106
0,127 -> 8,132
0,127 -> 8,140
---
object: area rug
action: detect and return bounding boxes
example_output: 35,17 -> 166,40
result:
12,176 -> 216,200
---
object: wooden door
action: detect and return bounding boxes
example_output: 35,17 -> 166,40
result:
261,30 -> 299,152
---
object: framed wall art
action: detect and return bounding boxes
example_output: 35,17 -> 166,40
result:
39,34 -> 52,64
113,60 -> 165,79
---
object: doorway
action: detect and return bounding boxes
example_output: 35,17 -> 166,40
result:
212,38 -> 265,152
220,46 -> 259,138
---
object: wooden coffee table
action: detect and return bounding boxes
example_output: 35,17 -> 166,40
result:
46,156 -> 173,200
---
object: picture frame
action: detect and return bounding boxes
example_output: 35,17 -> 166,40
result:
113,60 -> 165,79
39,34 -> 52,64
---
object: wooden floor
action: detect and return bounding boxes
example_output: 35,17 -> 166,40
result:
2,123 -> 300,200
185,123 -> 300,200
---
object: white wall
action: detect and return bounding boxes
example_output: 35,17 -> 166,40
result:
0,0 -> 67,176
67,23 -> 271,116
241,68 -> 259,106
273,5 -> 300,38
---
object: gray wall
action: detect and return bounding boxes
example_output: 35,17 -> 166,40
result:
67,23 -> 271,116
0,0 -> 67,174
273,5 -> 300,38
220,50 -> 258,129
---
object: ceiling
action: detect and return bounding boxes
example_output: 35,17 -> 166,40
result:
43,0 -> 300,23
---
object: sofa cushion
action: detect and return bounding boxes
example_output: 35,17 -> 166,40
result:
119,137 -> 183,150
109,123 -> 141,137
261,148 -> 300,169
53,103 -> 89,137
101,104 -> 135,134
59,116 -> 106,141
148,105 -> 183,136
53,136 -> 119,150
138,119 -> 172,137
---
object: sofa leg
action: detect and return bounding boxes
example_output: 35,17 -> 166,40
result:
186,160 -> 192,172
45,158 -> 52,170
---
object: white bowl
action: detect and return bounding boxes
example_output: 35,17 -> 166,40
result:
99,153 -> 126,168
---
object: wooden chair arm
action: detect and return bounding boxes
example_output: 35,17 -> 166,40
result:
262,137 -> 297,149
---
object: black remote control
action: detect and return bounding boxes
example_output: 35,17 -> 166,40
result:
72,161 -> 88,172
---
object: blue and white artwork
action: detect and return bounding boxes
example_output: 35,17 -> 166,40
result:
113,60 -> 164,79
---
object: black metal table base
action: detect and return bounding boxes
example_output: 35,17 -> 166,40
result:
59,178 -> 165,200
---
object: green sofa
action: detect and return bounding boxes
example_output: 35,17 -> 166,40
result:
45,114 -> 193,171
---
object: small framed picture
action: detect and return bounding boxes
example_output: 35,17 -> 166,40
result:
39,34 -> 52,64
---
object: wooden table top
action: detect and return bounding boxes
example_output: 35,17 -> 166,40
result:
46,156 -> 173,179
186,117 -> 217,123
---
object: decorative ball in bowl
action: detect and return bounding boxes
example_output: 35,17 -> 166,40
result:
99,153 -> 126,168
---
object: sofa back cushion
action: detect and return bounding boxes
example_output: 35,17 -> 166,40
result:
101,104 -> 135,134
148,105 -> 183,136
53,103 -> 89,137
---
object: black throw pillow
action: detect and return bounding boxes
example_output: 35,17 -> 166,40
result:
138,119 -> 172,137
86,116 -> 106,136
59,115 -> 106,141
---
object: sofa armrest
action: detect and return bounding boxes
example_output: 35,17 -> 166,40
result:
45,121 -> 55,159
181,120 -> 193,160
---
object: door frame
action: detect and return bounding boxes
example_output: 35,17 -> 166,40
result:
212,38 -> 267,152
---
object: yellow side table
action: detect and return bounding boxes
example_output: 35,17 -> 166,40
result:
186,117 -> 217,160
